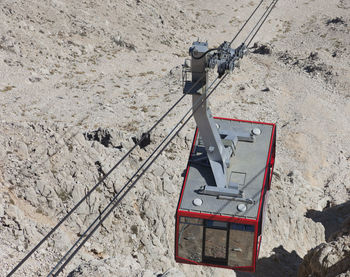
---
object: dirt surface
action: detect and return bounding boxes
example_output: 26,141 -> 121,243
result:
1,0 -> 349,276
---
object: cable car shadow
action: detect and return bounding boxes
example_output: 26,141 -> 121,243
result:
235,246 -> 302,277
305,200 -> 350,241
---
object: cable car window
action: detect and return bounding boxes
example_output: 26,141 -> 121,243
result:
204,228 -> 227,261
178,217 -> 203,262
231,223 -> 255,232
179,217 -> 203,226
228,223 -> 255,267
205,220 -> 228,229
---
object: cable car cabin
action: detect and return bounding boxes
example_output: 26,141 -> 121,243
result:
175,117 -> 276,272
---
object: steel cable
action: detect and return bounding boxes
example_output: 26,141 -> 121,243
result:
49,73 -> 228,276
243,0 -> 279,46
246,0 -> 279,47
229,0 -> 264,46
6,76 -> 204,277
48,76 -> 219,276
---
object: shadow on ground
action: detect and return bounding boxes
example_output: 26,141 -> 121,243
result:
306,200 -> 350,241
236,246 -> 302,277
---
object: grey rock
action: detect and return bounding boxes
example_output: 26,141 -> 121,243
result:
67,256 -> 142,277
16,141 -> 29,160
24,186 -> 39,206
0,196 -> 4,218
52,231 -> 71,252
23,222 -> 41,244
5,204 -> 24,223
298,234 -> 350,277
28,77 -> 41,83
152,166 -> 165,177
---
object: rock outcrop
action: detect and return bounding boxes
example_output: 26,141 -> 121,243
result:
298,202 -> 350,277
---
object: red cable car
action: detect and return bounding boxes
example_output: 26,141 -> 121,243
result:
175,117 -> 276,272
175,41 -> 276,272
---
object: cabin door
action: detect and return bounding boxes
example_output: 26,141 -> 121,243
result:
227,223 -> 255,267
202,220 -> 229,265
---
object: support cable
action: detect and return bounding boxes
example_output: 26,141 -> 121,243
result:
193,0 -> 265,60
229,0 -> 264,46
246,0 -> 279,47
47,76 -> 219,276
243,0 -> 279,46
6,76 -> 204,277
49,73 -> 228,277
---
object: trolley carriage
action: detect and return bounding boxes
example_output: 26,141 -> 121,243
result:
176,118 -> 276,271
175,40 -> 276,272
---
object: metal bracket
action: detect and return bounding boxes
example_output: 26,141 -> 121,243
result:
183,41 -> 252,198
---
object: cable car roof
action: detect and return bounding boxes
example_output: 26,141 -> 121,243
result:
179,118 -> 274,220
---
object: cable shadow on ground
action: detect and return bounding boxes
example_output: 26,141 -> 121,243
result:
236,246 -> 302,277
305,200 -> 350,241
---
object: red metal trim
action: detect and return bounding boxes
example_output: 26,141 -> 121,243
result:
176,128 -> 198,215
175,256 -> 199,265
231,266 -> 254,271
177,210 -> 257,225
252,221 -> 258,268
214,116 -> 275,126
175,256 -> 254,271
175,128 -> 199,258
176,163 -> 191,215
175,164 -> 190,257
175,214 -> 179,257
175,118 -> 275,273
256,124 -> 276,224
257,235 -> 262,257
177,211 -> 256,269
253,124 -> 275,268
269,131 -> 276,188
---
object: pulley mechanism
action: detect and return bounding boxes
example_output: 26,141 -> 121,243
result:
189,41 -> 247,78
208,41 -> 247,77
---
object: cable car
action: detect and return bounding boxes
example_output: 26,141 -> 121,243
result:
175,41 -> 276,272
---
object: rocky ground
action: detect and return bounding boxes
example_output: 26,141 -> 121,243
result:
0,0 -> 349,276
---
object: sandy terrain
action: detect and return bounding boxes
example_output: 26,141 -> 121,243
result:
1,0 -> 349,276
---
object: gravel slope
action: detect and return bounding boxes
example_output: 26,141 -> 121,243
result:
1,0 -> 349,276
